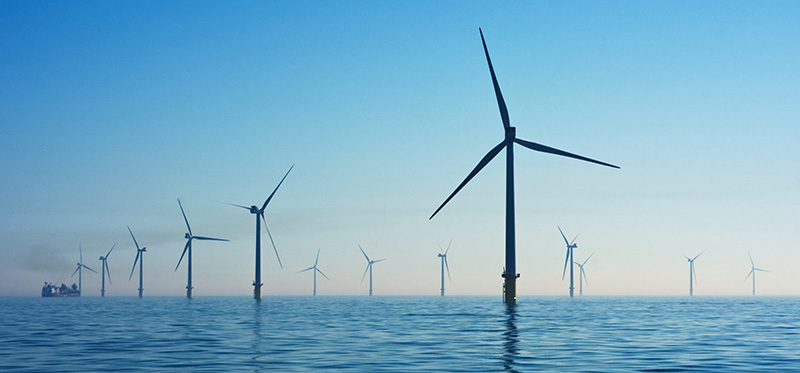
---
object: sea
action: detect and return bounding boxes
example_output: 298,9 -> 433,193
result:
1,296 -> 798,372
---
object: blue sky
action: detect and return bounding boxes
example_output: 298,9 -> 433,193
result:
2,1 -> 799,296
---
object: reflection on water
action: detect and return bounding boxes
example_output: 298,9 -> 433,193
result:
502,304 -> 519,373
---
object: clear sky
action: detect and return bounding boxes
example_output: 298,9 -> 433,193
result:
2,1 -> 799,297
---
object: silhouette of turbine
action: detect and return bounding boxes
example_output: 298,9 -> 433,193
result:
429,28 -> 619,304
683,250 -> 705,296
573,253 -> 594,296
71,243 -> 97,295
744,252 -> 770,296
359,245 -> 385,296
228,165 -> 293,300
558,226 -> 579,297
98,243 -> 115,297
175,199 -> 229,298
438,240 -> 452,296
297,248 -> 329,296
127,226 -> 147,298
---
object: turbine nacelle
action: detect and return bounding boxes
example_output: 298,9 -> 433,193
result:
505,126 -> 516,138
249,205 -> 259,214
185,233 -> 192,239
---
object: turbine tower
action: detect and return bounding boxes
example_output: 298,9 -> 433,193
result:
558,226 -> 579,297
98,243 -> 116,297
429,28 -> 619,304
175,199 -> 229,298
71,244 -> 97,295
229,165 -> 293,300
127,226 -> 147,298
438,240 -> 452,296
744,252 -> 770,296
683,250 -> 705,296
297,248 -> 329,296
359,245 -> 385,296
573,253 -> 594,296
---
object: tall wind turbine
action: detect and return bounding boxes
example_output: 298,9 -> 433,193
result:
228,165 -> 293,300
573,253 -> 594,296
297,248 -> 329,296
438,240 -> 452,296
359,245 -> 385,296
98,243 -> 116,297
175,199 -> 229,298
683,250 -> 705,296
558,226 -> 579,297
429,28 -> 619,304
71,244 -> 97,295
127,226 -> 147,298
744,252 -> 770,296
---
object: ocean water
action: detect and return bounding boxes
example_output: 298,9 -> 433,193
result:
1,296 -> 798,372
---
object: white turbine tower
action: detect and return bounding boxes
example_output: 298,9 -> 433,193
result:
744,252 -> 770,296
558,226 -> 579,297
683,250 -> 705,296
438,240 -> 452,296
297,248 -> 329,296
573,253 -> 594,296
175,198 -> 229,298
358,245 -> 385,296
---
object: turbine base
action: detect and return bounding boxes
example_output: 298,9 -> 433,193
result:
502,273 -> 519,304
254,283 -> 262,300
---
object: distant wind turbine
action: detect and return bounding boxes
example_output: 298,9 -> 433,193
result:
228,165 -> 293,300
558,226 -> 579,297
71,243 -> 97,295
683,250 -> 705,296
744,252 -> 770,296
359,245 -> 385,296
175,199 -> 229,298
127,226 -> 147,298
98,243 -> 116,297
438,240 -> 452,297
429,28 -> 619,304
297,248 -> 329,296
573,253 -> 594,296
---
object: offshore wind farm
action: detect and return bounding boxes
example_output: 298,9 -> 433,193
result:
3,2 -> 800,371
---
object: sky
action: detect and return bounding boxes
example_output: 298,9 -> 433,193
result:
2,1 -> 799,297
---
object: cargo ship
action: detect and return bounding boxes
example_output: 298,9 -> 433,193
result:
41,282 -> 80,297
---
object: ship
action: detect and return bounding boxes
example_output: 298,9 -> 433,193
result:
41,282 -> 80,297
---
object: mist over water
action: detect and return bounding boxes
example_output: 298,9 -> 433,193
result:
1,296 -> 798,372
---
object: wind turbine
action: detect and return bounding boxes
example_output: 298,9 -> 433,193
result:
175,199 -> 229,298
429,28 -> 619,304
683,250 -> 705,296
744,252 -> 770,296
71,244 -> 97,295
558,226 -> 579,297
127,226 -> 147,298
573,253 -> 594,296
98,243 -> 116,297
297,248 -> 329,296
358,245 -> 385,296
228,165 -> 293,300
438,240 -> 452,296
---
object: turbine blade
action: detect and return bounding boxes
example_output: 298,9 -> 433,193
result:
193,236 -> 230,242
744,269 -> 753,281
373,259 -> 386,264
297,267 -> 314,274
479,28 -> 510,130
129,251 -> 140,281
127,226 -> 140,251
105,261 -> 112,284
80,243 -> 83,264
226,203 -> 252,210
261,165 -> 294,211
262,215 -> 282,269
429,140 -> 506,220
514,138 -> 620,169
105,243 -> 116,258
570,234 -> 580,246
557,226 -> 570,246
71,266 -> 80,277
756,268 -> 771,273
83,264 -> 98,274
361,264 -> 370,283
178,199 -> 192,236
358,244 -> 370,262
445,256 -> 451,282
317,268 -> 330,280
693,249 -> 706,261
175,240 -> 190,271
682,255 -> 691,260
561,249 -> 570,281
445,239 -> 452,255
581,267 -> 588,285
748,252 -> 754,267
693,263 -> 698,285
315,248 -> 320,267
582,252 -> 595,266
